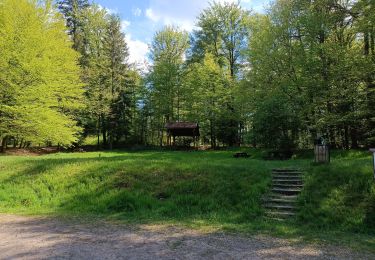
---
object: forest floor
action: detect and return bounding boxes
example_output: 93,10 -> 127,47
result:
1,214 -> 374,260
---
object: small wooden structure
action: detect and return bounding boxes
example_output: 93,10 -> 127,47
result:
165,122 -> 200,147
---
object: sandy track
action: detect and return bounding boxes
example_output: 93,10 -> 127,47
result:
0,215 -> 373,260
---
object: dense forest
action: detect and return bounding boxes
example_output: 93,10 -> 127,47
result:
0,0 -> 374,151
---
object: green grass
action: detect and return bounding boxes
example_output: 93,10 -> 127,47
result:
0,149 -> 374,251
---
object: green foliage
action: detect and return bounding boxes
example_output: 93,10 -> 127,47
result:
0,0 -> 83,147
57,0 -> 89,51
2,0 -> 375,150
244,0 -> 375,149
75,5 -> 139,147
252,93 -> 299,150
147,26 -> 189,144
193,1 -> 250,77
183,54 -> 231,147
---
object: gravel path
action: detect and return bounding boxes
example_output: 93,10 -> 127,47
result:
0,215 -> 373,260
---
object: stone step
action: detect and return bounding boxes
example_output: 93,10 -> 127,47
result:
265,204 -> 296,210
272,175 -> 303,179
265,210 -> 296,218
272,168 -> 302,172
272,188 -> 302,195
269,194 -> 298,200
273,183 -> 303,188
263,168 -> 304,220
266,198 -> 298,204
266,217 -> 288,221
273,179 -> 303,184
272,172 -> 303,176
273,178 -> 302,182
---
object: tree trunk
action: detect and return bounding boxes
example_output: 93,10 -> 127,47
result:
97,115 -> 101,149
102,130 -> 107,147
350,126 -> 358,149
109,132 -> 113,150
0,137 -> 5,153
344,125 -> 349,150
159,129 -> 163,147
365,31 -> 375,146
19,139 -> 24,149
210,119 -> 215,149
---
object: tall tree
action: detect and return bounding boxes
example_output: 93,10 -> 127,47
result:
183,54 -> 231,147
193,1 -> 249,78
353,0 -> 375,145
188,1 -> 250,146
0,0 -> 83,151
57,0 -> 90,51
78,4 -> 110,146
244,0 -> 372,149
103,14 -> 131,148
148,26 -> 189,145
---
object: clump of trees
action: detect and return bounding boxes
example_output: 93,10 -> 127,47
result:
0,0 -> 141,151
0,0 -> 83,151
244,0 -> 375,149
144,0 -> 375,149
1,0 -> 374,151
58,1 -> 141,148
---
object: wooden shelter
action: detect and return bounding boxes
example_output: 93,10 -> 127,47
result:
165,122 -> 200,147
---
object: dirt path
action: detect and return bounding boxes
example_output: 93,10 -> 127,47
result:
0,215 -> 373,260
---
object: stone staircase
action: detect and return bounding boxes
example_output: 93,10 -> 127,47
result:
264,168 -> 303,220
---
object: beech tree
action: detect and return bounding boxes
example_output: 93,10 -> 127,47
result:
148,26 -> 189,145
244,0 -> 375,149
0,0 -> 83,151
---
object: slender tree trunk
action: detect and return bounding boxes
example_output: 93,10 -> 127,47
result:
0,137 -> 5,153
109,131 -> 113,150
365,31 -> 375,146
19,139 -> 24,149
210,119 -> 215,149
102,114 -> 107,146
102,130 -> 107,147
159,129 -> 163,147
97,115 -> 101,149
350,127 -> 358,149
344,125 -> 349,150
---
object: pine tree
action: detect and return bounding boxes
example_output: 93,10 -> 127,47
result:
103,14 -> 131,148
57,0 -> 90,51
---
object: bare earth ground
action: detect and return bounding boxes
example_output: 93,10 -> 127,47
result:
0,215 -> 373,260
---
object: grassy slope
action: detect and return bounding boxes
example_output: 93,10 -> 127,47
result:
0,149 -> 374,250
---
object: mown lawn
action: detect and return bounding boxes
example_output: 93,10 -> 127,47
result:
0,149 -> 374,251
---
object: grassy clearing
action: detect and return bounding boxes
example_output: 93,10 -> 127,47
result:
0,149 -> 374,251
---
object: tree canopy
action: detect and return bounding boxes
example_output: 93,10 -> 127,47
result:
1,0 -> 374,150
0,0 -> 83,149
